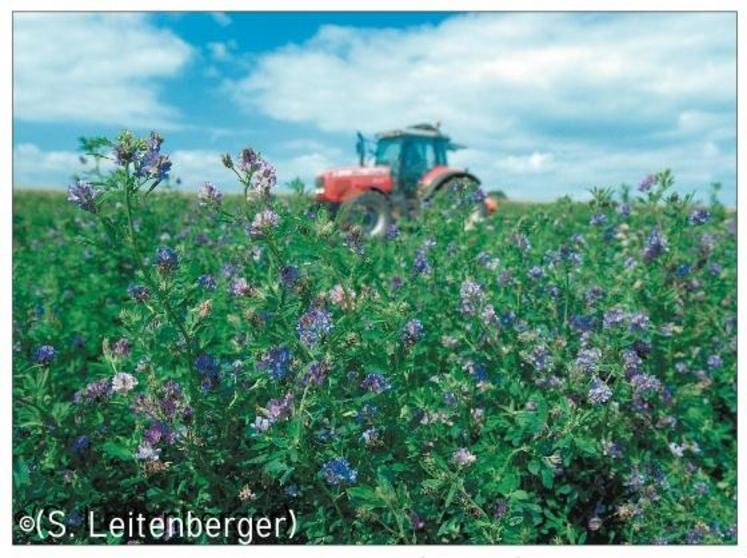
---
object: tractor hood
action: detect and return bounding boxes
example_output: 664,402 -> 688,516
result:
322,165 -> 391,178
315,165 -> 393,203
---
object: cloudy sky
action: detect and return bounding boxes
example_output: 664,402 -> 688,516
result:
13,12 -> 736,203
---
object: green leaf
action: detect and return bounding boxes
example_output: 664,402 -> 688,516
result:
511,489 -> 530,501
101,441 -> 132,461
575,438 -> 597,457
541,467 -> 555,489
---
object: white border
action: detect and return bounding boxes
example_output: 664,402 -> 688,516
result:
2,1 -> 743,557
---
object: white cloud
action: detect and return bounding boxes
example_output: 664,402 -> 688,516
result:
13,143 -> 114,188
166,146 -> 341,191
12,142 -> 334,193
210,12 -> 232,27
207,40 -> 238,62
168,150 -> 236,190
13,13 -> 193,128
12,144 -> 235,192
227,12 -> 736,202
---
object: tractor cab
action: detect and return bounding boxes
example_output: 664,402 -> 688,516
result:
371,124 -> 453,196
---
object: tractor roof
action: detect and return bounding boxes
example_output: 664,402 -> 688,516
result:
376,123 -> 450,140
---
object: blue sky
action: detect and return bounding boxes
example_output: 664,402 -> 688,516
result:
13,12 -> 736,203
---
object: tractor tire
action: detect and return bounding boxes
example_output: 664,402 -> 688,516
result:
423,176 -> 487,230
337,191 -> 392,238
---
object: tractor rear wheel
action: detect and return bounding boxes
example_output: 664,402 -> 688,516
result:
337,191 -> 391,237
422,176 -> 487,230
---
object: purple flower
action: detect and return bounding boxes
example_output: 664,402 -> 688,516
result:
512,232 -> 531,252
125,132 -> 171,184
127,284 -> 150,302
685,524 -> 709,545
688,208 -> 710,226
296,308 -> 333,348
135,441 -> 161,462
144,421 -> 176,446
113,136 -> 137,166
229,277 -> 254,297
409,512 -> 426,530
239,148 -> 259,173
630,373 -> 663,411
33,344 -> 56,365
111,372 -> 138,395
493,500 -> 508,519
136,148 -> 171,183
675,263 -> 691,277
112,338 -> 131,356
588,377 -> 613,404
477,252 -> 500,270
257,346 -> 292,381
643,227 -> 668,261
575,347 -> 601,373
528,345 -> 551,372
71,435 -> 91,454
480,304 -> 499,327
197,274 -> 217,291
459,279 -> 484,315
344,227 -> 365,256
528,266 -> 544,279
360,372 -> 391,394
401,319 -> 424,346
386,224 -> 399,239
570,314 -> 594,333
355,403 -> 379,424
73,378 -> 112,404
194,353 -> 220,390
265,392 -> 294,422
708,262 -> 722,275
412,239 -> 435,274
67,179 -> 101,213
602,440 -> 623,459
638,173 -> 656,192
464,360 -> 488,383
302,360 -> 331,385
707,354 -> 722,369
629,312 -> 650,332
328,284 -> 356,309
250,159 -> 277,195
412,250 -> 431,274
198,182 -> 223,207
249,209 -> 280,237
452,447 -> 476,467
603,307 -> 628,329
252,416 -> 272,433
155,247 -> 179,274
590,213 -> 607,226
631,373 -> 662,393
360,427 -> 381,446
320,458 -> 357,486
280,265 -> 301,288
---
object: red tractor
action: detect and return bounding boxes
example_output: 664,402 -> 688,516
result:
314,124 -> 495,235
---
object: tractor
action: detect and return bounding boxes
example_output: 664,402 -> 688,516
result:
313,124 -> 495,236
